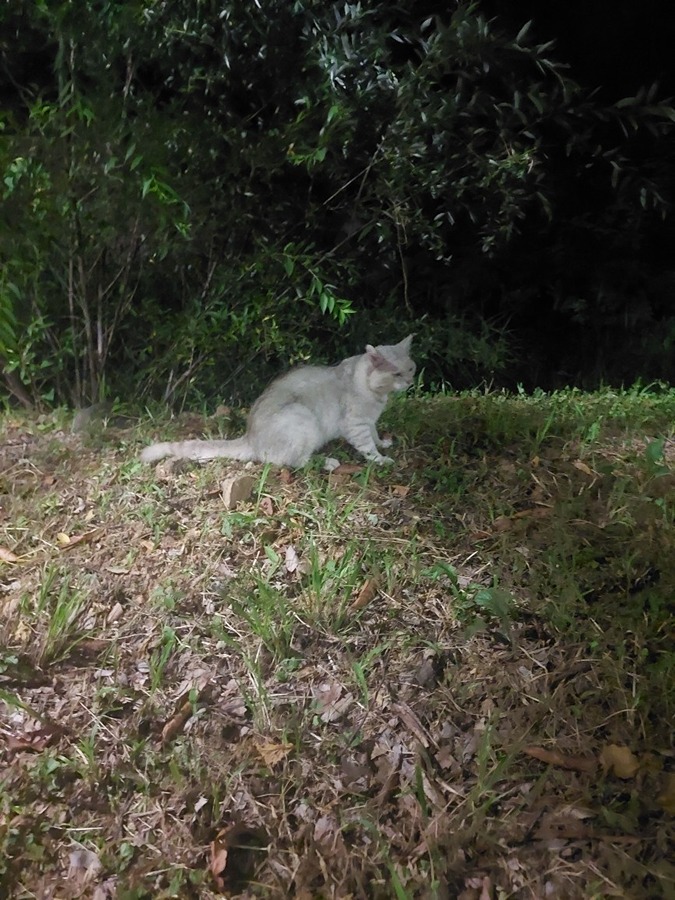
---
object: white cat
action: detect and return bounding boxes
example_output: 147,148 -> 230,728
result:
140,335 -> 415,467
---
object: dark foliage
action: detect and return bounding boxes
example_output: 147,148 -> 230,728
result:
1,0 -> 674,407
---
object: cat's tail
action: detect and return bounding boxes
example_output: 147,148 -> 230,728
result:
140,437 -> 253,464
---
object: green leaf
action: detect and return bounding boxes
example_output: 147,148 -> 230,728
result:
515,20 -> 532,44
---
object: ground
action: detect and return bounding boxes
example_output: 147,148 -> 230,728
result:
0,389 -> 674,899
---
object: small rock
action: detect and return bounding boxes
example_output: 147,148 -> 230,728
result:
221,474 -> 256,510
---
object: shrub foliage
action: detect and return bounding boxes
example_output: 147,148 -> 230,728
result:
1,1 -> 673,406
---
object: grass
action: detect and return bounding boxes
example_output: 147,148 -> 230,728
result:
0,386 -> 674,897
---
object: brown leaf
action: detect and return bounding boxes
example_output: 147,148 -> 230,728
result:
523,745 -> 597,773
492,515 -> 513,533
657,772 -> 675,814
7,723 -> 64,753
284,544 -> 300,573
161,704 -> 193,745
350,577 -> 380,612
68,848 -> 102,884
210,830 -> 229,889
600,744 -> 640,779
259,496 -> 274,516
512,506 -> 551,520
314,681 -> 352,722
391,484 -> 410,497
161,682 -> 213,745
392,701 -> 435,749
331,463 -> 364,475
278,468 -> 294,484
0,546 -> 18,563
573,460 -> 594,476
60,528 -> 103,551
255,739 -> 293,767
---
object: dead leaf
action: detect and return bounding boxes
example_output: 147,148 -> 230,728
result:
512,506 -> 551,520
208,821 -> 267,890
60,529 -> 103,551
657,772 -> 675,814
350,577 -> 379,612
278,468 -> 294,484
210,830 -> 229,889
255,739 -> 293,767
523,745 -> 597,773
7,723 -> 64,753
573,460 -> 594,476
259,496 -> 274,516
391,484 -> 410,497
92,877 -> 117,900
0,546 -> 18,563
313,815 -> 338,849
392,701 -> 436,749
331,463 -> 364,475
107,602 -> 124,624
284,545 -> 299,573
314,681 -> 352,722
161,682 -> 213,745
68,848 -> 102,885
600,744 -> 640,779
221,474 -> 256,510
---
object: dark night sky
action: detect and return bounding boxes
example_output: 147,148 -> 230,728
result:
483,0 -> 675,99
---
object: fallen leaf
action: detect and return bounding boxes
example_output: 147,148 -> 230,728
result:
392,701 -> 435,749
350,577 -> 379,612
391,484 -> 410,497
210,830 -> 229,889
107,602 -> 124,624
523,745 -> 597,773
7,723 -> 64,753
314,681 -> 352,722
600,744 -> 640,779
255,739 -> 293,767
657,772 -> 675,814
0,546 -> 18,563
60,529 -> 103,551
161,682 -> 213,745
331,463 -> 364,475
313,815 -> 338,848
68,848 -> 102,884
278,468 -> 294,484
284,545 -> 299,573
259,496 -> 274,516
573,460 -> 594,476
512,506 -> 551,520
92,877 -> 117,900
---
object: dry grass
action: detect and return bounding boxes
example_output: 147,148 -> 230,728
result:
1,390 -> 674,899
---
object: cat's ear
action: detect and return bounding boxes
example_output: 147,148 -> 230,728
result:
366,345 -> 396,371
397,334 -> 414,352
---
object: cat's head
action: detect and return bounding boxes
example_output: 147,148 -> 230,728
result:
365,335 -> 416,394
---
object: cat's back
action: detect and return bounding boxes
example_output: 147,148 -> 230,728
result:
253,359 -> 353,415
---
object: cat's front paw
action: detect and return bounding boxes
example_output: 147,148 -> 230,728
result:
374,454 -> 394,465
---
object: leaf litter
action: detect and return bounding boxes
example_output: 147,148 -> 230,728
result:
0,396 -> 674,898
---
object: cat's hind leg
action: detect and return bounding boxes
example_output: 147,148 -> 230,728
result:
250,408 -> 321,467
